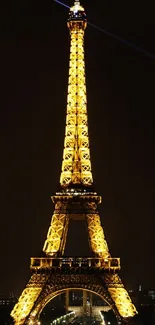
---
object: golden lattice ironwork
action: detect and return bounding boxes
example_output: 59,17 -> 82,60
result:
11,2 -> 137,324
86,202 -> 110,258
60,1 -> 93,187
43,193 -> 110,258
43,201 -> 69,256
11,273 -> 49,324
105,273 -> 137,318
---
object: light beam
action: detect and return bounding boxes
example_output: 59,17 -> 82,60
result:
54,0 -> 70,9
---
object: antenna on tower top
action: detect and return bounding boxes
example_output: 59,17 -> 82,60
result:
73,0 -> 80,6
70,0 -> 84,13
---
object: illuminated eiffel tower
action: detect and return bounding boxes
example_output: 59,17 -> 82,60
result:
11,1 -> 137,324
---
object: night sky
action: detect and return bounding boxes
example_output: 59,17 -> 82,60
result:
0,0 -> 155,297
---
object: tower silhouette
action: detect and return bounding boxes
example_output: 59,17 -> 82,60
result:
11,1 -> 137,324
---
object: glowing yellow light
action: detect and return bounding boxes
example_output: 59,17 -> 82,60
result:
60,10 -> 93,187
70,0 -> 84,13
108,287 -> 137,317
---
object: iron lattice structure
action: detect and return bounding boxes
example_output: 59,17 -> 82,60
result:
11,1 -> 137,324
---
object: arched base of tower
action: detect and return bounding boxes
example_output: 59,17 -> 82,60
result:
11,266 -> 137,325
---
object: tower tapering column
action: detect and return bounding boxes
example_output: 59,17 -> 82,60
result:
43,1 -> 110,259
60,1 -> 93,187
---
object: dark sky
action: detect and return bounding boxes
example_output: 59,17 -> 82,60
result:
0,0 -> 155,297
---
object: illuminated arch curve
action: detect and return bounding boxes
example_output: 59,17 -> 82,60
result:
28,283 -> 120,323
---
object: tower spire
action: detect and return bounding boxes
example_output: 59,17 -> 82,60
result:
60,1 -> 93,188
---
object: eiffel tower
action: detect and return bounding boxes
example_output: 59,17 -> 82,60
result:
11,1 -> 137,324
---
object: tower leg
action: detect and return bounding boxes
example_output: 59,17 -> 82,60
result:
43,202 -> 69,256
86,208 -> 110,259
104,273 -> 137,318
11,273 -> 49,325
